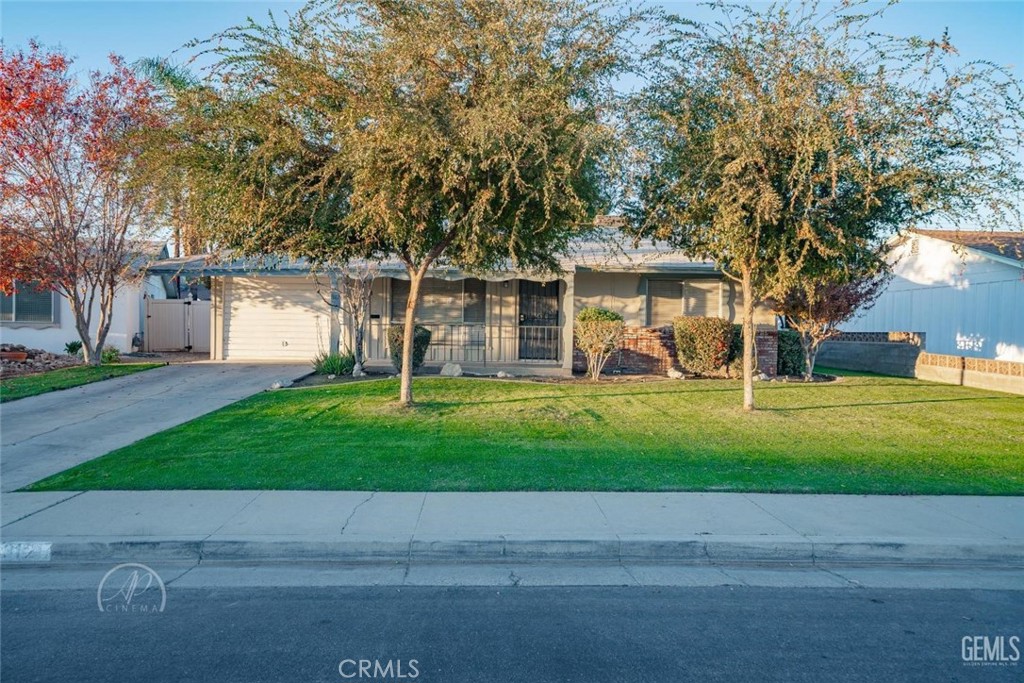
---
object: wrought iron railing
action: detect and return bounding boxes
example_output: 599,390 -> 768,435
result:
364,322 -> 561,365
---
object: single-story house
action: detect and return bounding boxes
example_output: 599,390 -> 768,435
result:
842,229 -> 1024,362
146,236 -> 779,375
1,244 -> 172,354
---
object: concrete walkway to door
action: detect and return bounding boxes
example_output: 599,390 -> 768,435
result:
0,363 -> 309,492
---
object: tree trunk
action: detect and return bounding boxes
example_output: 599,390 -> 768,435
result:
93,284 -> 115,364
353,318 -> 365,369
741,268 -> 756,412
806,338 -> 819,381
329,274 -> 341,356
801,333 -> 815,382
399,271 -> 423,407
69,292 -> 99,366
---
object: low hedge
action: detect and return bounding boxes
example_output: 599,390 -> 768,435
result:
777,330 -> 804,376
673,316 -> 734,376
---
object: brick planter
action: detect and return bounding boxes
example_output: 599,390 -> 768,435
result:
572,325 -> 778,377
573,326 -> 679,375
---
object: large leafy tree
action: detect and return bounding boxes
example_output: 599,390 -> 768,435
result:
628,0 -> 1023,411
1,44 -> 165,364
152,0 -> 626,405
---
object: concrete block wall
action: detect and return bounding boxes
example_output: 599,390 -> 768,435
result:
816,339 -> 922,378
816,333 -> 1024,395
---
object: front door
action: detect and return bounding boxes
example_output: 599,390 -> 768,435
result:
518,280 -> 560,360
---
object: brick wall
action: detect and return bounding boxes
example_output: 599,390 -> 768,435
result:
573,325 -> 680,375
572,325 -> 778,377
755,329 -> 778,377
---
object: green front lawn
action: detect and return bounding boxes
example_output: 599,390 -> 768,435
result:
27,373 -> 1023,494
0,363 -> 165,402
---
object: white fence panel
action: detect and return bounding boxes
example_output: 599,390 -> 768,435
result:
189,301 -> 211,353
145,299 -> 210,353
145,300 -> 187,351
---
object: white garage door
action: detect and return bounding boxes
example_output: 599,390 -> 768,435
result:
223,276 -> 330,361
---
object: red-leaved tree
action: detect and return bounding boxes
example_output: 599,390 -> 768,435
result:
771,267 -> 890,380
0,44 -> 164,363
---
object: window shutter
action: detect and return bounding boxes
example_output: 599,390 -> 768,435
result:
647,280 -> 682,326
463,278 -> 486,323
682,280 -> 720,317
391,278 -> 468,323
390,279 -> 410,322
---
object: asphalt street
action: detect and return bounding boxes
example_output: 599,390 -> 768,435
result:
2,583 -> 1021,682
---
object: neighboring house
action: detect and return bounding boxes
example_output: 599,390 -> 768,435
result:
146,236 -> 778,374
843,229 -> 1024,362
0,244 -> 172,354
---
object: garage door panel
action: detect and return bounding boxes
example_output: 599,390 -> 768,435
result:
223,277 -> 330,360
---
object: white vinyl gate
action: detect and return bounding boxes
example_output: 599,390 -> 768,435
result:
145,299 -> 211,353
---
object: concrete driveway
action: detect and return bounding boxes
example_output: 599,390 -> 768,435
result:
0,362 -> 309,492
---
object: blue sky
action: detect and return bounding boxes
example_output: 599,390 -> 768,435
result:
2,1 -> 1022,79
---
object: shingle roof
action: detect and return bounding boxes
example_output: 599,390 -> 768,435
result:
145,232 -> 717,278
912,229 -> 1024,264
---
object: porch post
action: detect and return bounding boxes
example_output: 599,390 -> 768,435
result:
561,272 -> 575,372
211,277 -> 224,360
328,273 -> 341,355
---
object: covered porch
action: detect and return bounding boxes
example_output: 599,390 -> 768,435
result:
352,275 -> 575,374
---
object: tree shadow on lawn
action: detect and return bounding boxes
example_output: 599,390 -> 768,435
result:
413,385 -> 746,410
763,395 -> 1010,412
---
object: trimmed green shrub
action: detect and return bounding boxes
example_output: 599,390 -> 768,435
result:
777,329 -> 804,376
387,324 -> 432,373
576,307 -> 624,323
574,307 -> 625,380
313,350 -> 356,376
727,324 -> 744,378
673,316 -> 734,376
100,346 -> 121,364
64,340 -> 83,356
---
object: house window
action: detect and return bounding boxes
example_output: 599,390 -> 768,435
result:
0,282 -> 56,323
647,279 -> 721,326
391,278 -> 487,324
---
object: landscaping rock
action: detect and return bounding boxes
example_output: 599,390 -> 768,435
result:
440,362 -> 463,377
666,368 -> 684,379
0,344 -> 82,378
496,371 -> 513,379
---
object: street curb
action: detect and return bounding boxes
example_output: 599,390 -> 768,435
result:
3,537 -> 1023,568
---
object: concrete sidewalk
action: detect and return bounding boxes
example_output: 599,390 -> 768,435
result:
0,362 -> 310,492
2,491 -> 1022,567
